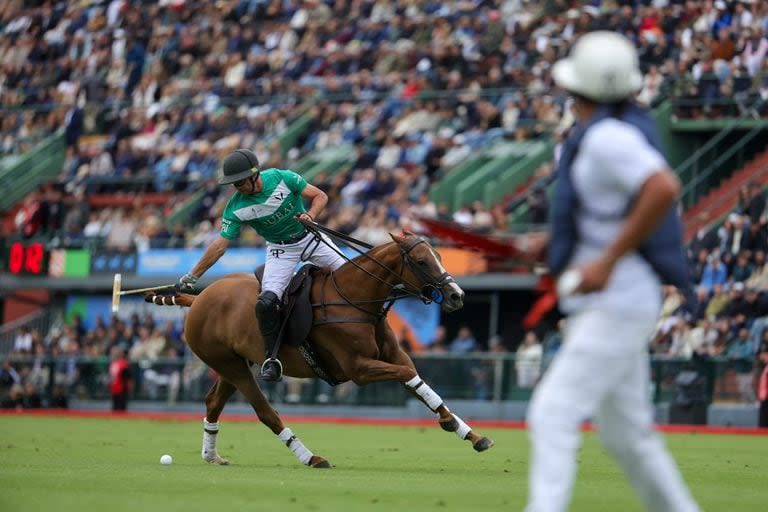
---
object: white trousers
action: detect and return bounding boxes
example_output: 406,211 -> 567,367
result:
261,232 -> 346,299
525,310 -> 700,512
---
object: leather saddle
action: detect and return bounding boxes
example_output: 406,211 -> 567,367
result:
253,263 -> 318,348
254,264 -> 339,385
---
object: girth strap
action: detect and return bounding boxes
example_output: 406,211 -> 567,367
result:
297,342 -> 341,386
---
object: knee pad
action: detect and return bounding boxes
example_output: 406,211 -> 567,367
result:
256,291 -> 280,317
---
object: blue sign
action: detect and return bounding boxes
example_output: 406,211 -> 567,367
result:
138,248 -> 266,276
393,298 -> 440,345
91,251 -> 138,274
137,246 -> 361,276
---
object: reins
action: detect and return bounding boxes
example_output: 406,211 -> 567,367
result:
297,218 -> 449,316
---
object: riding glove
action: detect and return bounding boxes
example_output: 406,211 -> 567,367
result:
178,273 -> 199,292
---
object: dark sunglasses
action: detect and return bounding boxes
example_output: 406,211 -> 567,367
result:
233,172 -> 259,187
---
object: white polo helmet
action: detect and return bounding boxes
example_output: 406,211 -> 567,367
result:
552,31 -> 643,103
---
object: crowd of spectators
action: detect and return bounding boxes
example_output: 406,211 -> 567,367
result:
3,0 -> 768,248
1,311 -> 209,409
651,181 -> 768,403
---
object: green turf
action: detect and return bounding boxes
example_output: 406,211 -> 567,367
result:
1,416 -> 765,511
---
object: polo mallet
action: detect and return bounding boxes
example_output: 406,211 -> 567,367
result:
111,273 -> 176,313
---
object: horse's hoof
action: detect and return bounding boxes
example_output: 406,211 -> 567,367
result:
439,415 -> 458,432
472,437 -> 495,452
310,456 -> 332,469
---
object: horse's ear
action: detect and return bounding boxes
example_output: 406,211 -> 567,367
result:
390,232 -> 406,244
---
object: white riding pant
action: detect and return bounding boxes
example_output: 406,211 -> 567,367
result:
260,232 -> 346,299
525,310 -> 700,512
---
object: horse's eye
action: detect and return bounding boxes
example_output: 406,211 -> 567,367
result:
417,260 -> 428,267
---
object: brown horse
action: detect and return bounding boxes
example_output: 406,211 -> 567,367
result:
147,231 -> 494,468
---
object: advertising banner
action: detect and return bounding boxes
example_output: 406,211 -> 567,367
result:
90,250 -> 137,275
137,246 -> 361,276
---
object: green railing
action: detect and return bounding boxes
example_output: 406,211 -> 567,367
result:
294,144 -> 357,182
0,130 -> 67,211
680,123 -> 768,211
430,139 -> 551,211
2,353 -> 749,407
453,140 -> 552,210
675,96 -> 768,209
483,140 -> 553,206
165,188 -> 207,230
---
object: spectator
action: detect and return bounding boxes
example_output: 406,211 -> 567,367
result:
706,283 -> 731,319
746,250 -> 768,290
48,384 -> 69,409
515,331 -> 542,388
448,326 -> 478,353
1,384 -> 24,410
427,325 -> 448,352
22,383 -> 43,409
487,335 -> 508,354
689,286 -> 712,322
542,319 -> 565,358
743,220 -> 768,254
527,185 -> 549,225
142,347 -> 181,405
700,255 -> 728,292
745,182 -> 767,224
757,332 -> 768,427
14,190 -> 45,238
731,252 -> 755,283
689,215 -> 720,255
725,327 -> 755,403
0,359 -> 22,399
723,214 -> 748,257
13,326 -> 33,354
109,346 -> 132,412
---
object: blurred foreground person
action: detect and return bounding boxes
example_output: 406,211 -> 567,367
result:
525,31 -> 700,512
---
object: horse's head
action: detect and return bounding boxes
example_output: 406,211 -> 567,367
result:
391,231 -> 465,313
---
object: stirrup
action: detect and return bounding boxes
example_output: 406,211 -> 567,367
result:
260,358 -> 283,381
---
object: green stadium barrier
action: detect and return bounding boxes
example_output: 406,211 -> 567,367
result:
165,188 -> 206,230
0,130 -> 67,211
430,154 -> 492,209
450,140 -> 550,210
294,144 -> 357,182
278,110 -> 316,156
430,139 -> 553,211
483,140 -> 554,206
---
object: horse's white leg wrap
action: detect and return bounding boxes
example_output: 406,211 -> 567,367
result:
451,413 -> 472,440
405,375 -> 444,412
202,418 -> 220,460
278,427 -> 313,465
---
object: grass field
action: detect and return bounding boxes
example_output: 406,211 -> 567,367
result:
1,414 -> 766,512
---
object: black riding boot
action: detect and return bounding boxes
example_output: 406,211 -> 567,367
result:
256,291 -> 283,381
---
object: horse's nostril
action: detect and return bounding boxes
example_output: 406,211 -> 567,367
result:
450,293 -> 461,302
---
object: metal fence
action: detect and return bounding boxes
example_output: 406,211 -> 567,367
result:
1,352 -> 755,408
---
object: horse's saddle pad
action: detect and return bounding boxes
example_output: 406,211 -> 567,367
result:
254,263 -> 318,347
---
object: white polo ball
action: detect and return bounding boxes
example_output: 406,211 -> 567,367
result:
160,454 -> 173,465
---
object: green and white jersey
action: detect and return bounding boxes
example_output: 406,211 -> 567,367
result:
220,168 -> 308,243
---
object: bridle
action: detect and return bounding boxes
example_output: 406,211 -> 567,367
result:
300,220 -> 457,319
396,235 -> 457,306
